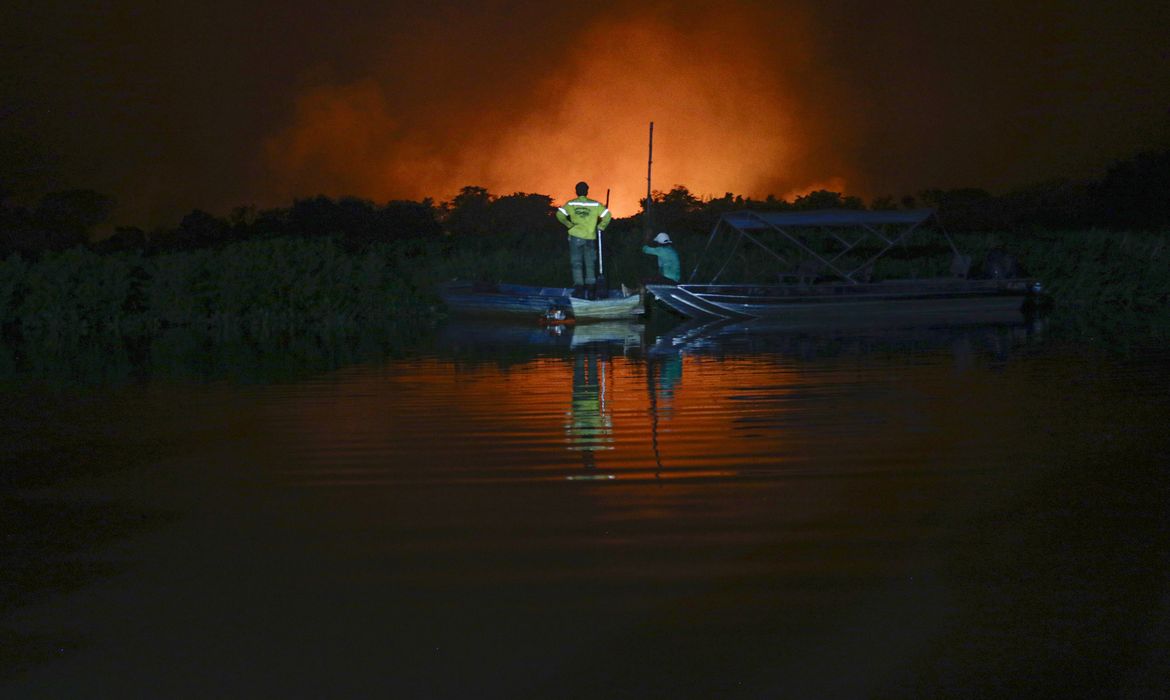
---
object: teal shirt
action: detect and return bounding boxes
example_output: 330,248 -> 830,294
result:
642,244 -> 681,282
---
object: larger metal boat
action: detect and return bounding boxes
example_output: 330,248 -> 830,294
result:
645,209 -> 1040,323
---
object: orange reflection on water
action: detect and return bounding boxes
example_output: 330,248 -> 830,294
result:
275,351 -> 808,482
264,337 -> 1058,536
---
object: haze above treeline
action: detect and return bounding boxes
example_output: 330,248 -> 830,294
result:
2,2 -> 1168,227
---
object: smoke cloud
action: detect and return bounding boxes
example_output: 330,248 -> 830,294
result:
261,4 -> 846,215
4,1 -> 1167,226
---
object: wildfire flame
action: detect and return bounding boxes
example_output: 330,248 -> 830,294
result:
262,6 -> 849,215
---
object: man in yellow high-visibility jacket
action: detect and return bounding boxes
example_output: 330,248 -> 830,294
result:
556,181 -> 611,298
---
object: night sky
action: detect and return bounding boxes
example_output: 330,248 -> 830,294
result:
2,1 -> 1168,226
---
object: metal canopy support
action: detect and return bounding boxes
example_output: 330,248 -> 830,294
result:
709,230 -> 745,283
846,216 -> 931,282
689,217 -> 790,283
687,218 -> 725,282
742,212 -> 854,283
732,214 -> 794,266
690,208 -> 939,286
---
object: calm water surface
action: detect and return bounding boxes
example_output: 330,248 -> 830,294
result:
2,319 -> 1169,698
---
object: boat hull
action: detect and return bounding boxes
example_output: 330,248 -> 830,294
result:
439,281 -> 643,322
646,279 -> 1035,326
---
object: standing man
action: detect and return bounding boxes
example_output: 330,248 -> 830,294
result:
556,181 -> 611,299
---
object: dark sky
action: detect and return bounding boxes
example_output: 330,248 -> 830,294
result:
2,1 -> 1168,226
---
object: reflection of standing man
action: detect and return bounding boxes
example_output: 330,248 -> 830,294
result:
565,348 -> 613,469
557,181 -> 611,299
647,353 -> 682,476
652,354 -> 683,407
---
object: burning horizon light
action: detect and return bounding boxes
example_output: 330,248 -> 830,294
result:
261,6 -> 853,216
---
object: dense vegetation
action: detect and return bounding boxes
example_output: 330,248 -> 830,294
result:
1,147 -> 1168,347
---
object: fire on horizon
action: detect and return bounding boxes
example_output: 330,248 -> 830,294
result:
1,1 -> 1167,225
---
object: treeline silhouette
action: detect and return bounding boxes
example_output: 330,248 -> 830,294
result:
0,188 -> 560,257
2,147 -> 1168,258
1,148 -> 1168,344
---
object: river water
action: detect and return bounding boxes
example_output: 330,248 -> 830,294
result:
2,318 -> 1169,698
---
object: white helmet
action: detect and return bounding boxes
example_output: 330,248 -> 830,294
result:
653,232 -> 672,244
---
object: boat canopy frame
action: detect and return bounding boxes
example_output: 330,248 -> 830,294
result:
687,208 -> 961,285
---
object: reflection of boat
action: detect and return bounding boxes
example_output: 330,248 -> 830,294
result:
435,319 -> 645,356
438,281 -> 643,322
569,321 -> 644,349
646,209 -> 1040,322
436,319 -> 572,351
649,316 -> 1041,359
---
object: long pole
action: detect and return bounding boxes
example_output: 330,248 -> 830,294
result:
598,188 -> 610,276
646,122 -> 654,229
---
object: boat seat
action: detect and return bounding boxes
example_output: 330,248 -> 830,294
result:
851,262 -> 875,283
983,249 -> 1019,279
794,259 -> 823,285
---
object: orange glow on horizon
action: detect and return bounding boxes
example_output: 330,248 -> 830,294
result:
261,7 -> 852,216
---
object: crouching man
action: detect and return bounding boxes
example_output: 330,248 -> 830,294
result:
642,231 -> 681,284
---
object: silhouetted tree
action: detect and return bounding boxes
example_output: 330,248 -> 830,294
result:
228,205 -> 257,241
2,189 -> 115,255
920,188 -> 1004,231
485,193 -> 558,245
647,186 -> 705,236
1089,148 -> 1170,230
793,190 -> 864,210
998,179 -> 1091,230
250,207 -> 290,238
377,199 -> 442,241
94,226 -> 147,253
289,195 -> 342,239
444,186 -> 493,237
35,189 -> 114,234
12,144 -> 1170,263
174,209 -> 230,249
1,189 -> 26,253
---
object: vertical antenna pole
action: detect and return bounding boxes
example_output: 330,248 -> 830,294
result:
646,122 -> 654,229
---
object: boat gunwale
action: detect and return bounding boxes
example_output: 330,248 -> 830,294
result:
645,279 -> 1035,320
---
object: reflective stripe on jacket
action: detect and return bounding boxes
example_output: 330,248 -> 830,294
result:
556,197 -> 611,240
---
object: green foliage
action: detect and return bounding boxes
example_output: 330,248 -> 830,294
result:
792,190 -> 865,210
34,189 -> 115,238
141,238 -> 431,333
1003,230 -> 1170,311
431,237 -> 564,287
3,238 -> 447,340
3,183 -> 1170,344
14,248 -> 139,335
0,254 -> 27,327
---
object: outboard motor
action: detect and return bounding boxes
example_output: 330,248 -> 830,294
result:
540,304 -> 574,326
